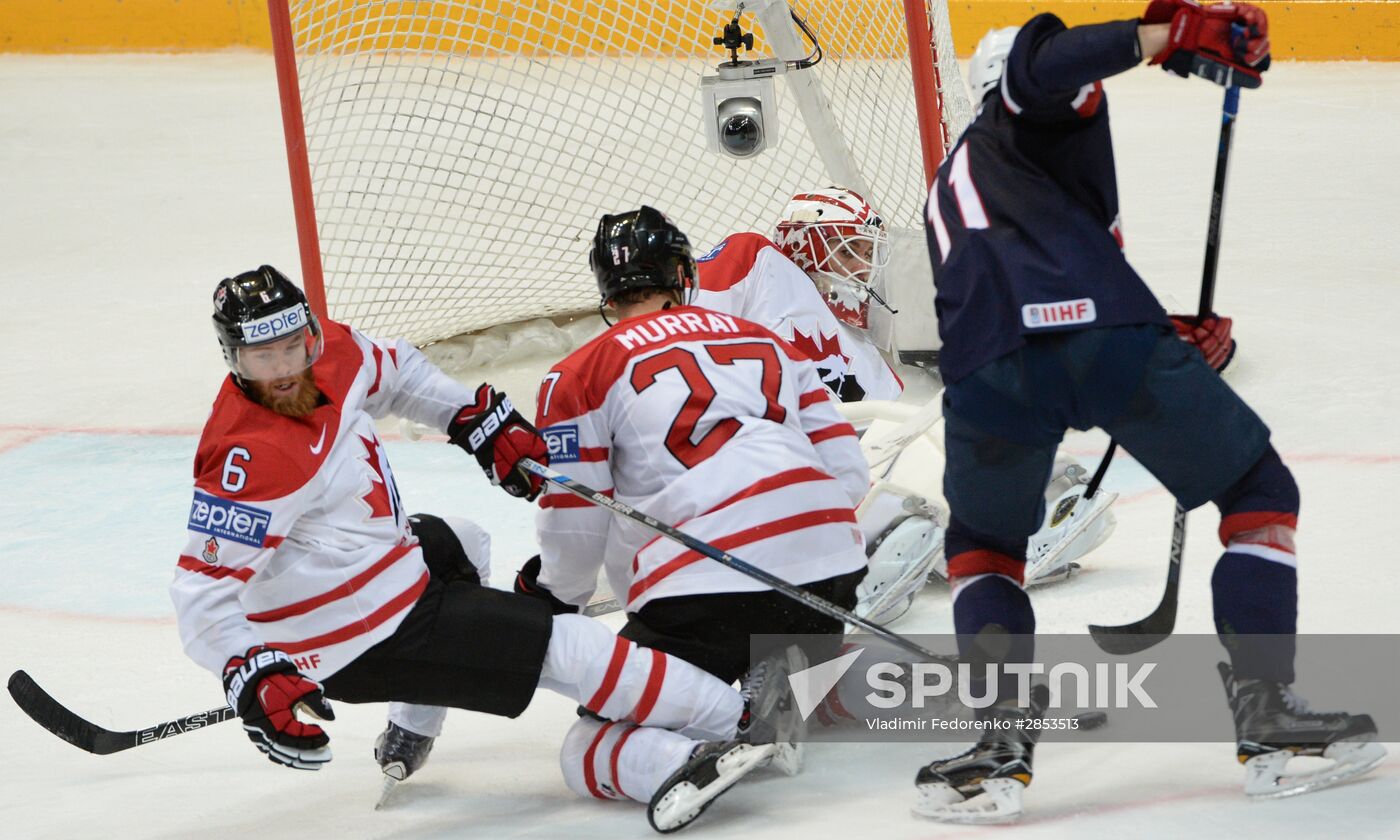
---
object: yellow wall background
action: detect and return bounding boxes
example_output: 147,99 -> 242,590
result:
2,0 -> 1396,59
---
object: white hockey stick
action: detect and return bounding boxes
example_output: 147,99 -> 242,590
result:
844,389 -> 945,476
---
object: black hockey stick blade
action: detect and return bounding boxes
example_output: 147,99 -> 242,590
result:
8,670 -> 234,755
1087,504 -> 1187,654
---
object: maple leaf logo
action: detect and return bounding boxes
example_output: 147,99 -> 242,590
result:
788,327 -> 850,368
358,435 -> 396,520
202,537 -> 220,564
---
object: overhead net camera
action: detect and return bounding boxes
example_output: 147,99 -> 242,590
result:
700,2 -> 823,159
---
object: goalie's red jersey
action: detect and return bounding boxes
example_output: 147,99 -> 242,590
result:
533,305 -> 870,611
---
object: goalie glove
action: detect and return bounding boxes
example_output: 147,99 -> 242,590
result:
448,383 -> 549,500
1143,0 -> 1271,89
1170,313 -> 1236,372
223,646 -> 334,770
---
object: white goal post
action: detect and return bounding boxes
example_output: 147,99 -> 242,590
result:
267,0 -> 971,353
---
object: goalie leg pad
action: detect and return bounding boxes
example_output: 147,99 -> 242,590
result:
855,515 -> 945,626
1024,457 -> 1118,586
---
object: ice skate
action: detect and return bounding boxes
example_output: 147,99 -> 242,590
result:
1219,663 -> 1386,799
739,644 -> 808,776
912,687 -> 1047,824
647,739 -> 776,833
373,722 -> 435,809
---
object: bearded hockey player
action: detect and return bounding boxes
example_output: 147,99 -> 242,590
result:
513,207 -> 870,826
913,6 -> 1383,823
173,266 -> 773,831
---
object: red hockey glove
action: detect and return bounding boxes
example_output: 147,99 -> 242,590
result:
1143,0 -> 1270,89
448,383 -> 549,500
223,646 -> 334,770
514,555 -> 580,615
1170,313 -> 1236,372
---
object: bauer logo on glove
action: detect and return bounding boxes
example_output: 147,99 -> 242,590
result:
449,384 -> 550,499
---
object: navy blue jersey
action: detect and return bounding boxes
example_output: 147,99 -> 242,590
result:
926,14 -> 1170,383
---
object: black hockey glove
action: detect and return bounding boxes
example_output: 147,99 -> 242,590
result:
223,645 -> 335,770
514,555 -> 580,615
448,383 -> 549,501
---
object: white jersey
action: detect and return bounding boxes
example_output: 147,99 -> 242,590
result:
692,232 -> 903,402
533,305 -> 870,612
170,320 -> 482,680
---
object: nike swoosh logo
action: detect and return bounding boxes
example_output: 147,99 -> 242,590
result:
309,425 -> 327,455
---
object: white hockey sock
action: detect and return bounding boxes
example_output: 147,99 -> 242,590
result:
559,716 -> 697,803
538,613 -> 741,740
387,702 -> 448,738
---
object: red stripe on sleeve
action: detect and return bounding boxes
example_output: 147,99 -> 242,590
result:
582,720 -> 617,800
807,423 -> 858,444
628,507 -> 857,603
584,636 -> 632,714
576,446 -> 610,462
246,543 -> 416,622
798,389 -> 829,409
630,649 -> 667,725
541,489 -> 613,509
177,555 -> 254,582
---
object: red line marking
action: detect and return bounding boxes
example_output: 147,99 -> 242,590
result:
0,603 -> 173,626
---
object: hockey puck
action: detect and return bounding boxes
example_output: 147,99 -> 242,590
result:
1073,711 -> 1109,730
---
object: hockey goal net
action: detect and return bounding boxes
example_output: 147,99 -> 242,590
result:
269,0 -> 971,347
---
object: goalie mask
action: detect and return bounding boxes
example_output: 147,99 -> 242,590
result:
773,187 -> 891,331
590,206 -> 698,306
212,265 -> 324,384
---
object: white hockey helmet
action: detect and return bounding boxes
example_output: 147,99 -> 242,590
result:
773,186 -> 890,330
967,27 -> 1020,104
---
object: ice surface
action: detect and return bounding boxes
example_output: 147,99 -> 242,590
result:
2,54 -> 1398,838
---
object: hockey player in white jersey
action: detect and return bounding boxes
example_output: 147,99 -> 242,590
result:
173,266 -> 771,831
693,187 -> 1116,624
514,208 -> 870,825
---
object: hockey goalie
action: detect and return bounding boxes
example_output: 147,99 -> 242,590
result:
693,186 -> 1117,626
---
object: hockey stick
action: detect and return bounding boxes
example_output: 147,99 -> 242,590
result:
8,670 -> 234,755
519,458 -> 955,665
1088,85 -> 1242,654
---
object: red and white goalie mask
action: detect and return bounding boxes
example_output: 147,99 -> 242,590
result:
774,187 -> 891,330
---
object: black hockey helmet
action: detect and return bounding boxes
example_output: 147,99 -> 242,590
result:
211,265 -> 324,382
590,206 -> 697,305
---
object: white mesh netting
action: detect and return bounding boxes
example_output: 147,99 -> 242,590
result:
283,0 -> 970,345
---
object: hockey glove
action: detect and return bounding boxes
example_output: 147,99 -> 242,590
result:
514,555 -> 581,615
1170,313 -> 1236,372
223,645 -> 334,770
1143,0 -> 1270,89
448,383 -> 549,501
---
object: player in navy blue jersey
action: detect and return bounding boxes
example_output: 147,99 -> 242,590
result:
914,3 -> 1383,823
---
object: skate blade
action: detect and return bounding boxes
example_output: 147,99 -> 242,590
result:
374,774 -> 400,810
650,743 -> 776,833
912,778 -> 1024,824
1244,741 -> 1388,799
